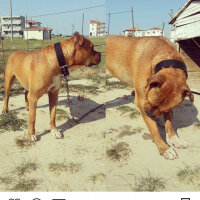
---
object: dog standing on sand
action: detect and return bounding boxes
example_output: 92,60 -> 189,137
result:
2,33 -> 101,141
106,35 -> 194,160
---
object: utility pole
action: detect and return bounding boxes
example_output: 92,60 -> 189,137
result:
82,13 -> 84,35
10,0 -> 13,42
72,24 -> 75,35
162,22 -> 166,36
108,12 -> 110,35
26,15 -> 29,52
168,9 -> 174,39
131,6 -> 135,37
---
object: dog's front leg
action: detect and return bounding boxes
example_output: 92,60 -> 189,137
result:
141,109 -> 178,160
27,93 -> 38,141
48,90 -> 63,139
163,111 -> 188,149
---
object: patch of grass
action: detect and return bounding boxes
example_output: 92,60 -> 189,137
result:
89,173 -> 106,184
48,161 -> 81,174
0,176 -> 14,186
12,160 -> 38,177
129,109 -> 141,119
106,81 -> 128,90
11,178 -> 39,191
65,84 -> 100,95
106,142 -> 131,162
116,105 -> 140,119
15,136 -> 35,149
194,121 -> 200,128
132,127 -> 143,133
0,111 -> 27,132
118,126 -> 143,138
133,172 -> 166,191
56,108 -> 68,121
177,166 -> 200,185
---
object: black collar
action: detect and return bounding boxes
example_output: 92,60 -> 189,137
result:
154,59 -> 188,79
54,42 -> 69,76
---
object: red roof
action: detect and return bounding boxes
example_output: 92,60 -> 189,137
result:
90,20 -> 105,24
23,26 -> 52,31
26,19 -> 36,23
148,27 -> 162,30
123,27 -> 143,32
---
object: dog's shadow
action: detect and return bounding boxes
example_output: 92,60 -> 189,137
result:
34,95 -> 105,138
106,94 -> 134,109
156,99 -> 199,143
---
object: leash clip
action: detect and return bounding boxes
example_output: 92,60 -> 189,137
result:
60,65 -> 69,76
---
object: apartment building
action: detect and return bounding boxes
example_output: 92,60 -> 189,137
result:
0,15 -> 25,38
89,20 -> 105,37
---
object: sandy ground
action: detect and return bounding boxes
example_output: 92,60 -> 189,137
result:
0,77 -> 200,191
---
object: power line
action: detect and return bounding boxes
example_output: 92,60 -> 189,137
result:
29,4 -> 105,17
106,10 -> 131,15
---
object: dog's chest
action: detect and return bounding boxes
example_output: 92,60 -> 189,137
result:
48,75 -> 62,92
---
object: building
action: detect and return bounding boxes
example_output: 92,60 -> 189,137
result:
123,27 -> 143,37
26,19 -> 41,27
89,20 -> 105,37
0,15 -> 25,38
23,26 -> 52,40
144,27 -> 164,36
169,0 -> 200,84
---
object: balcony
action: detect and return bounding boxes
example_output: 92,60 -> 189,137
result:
2,20 -> 22,25
97,30 -> 104,33
97,26 -> 105,29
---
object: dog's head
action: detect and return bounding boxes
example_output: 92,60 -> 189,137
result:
71,32 -> 101,67
144,73 -> 194,119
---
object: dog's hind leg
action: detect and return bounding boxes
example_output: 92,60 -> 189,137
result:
25,90 -> 29,111
48,90 -> 63,139
2,66 -> 15,113
163,111 -> 188,149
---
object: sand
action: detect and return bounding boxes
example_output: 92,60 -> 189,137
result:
0,78 -> 200,191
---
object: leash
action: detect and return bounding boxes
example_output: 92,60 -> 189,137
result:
54,42 -> 76,121
54,41 -> 104,123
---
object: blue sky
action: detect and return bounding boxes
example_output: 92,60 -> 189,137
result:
0,0 -> 105,36
0,0 -> 188,37
106,0 -> 187,37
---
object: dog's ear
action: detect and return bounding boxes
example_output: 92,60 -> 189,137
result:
183,88 -> 194,102
74,33 -> 84,47
145,74 -> 166,89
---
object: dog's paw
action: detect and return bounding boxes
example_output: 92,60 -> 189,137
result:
29,135 -> 37,142
2,108 -> 8,114
51,129 -> 63,139
163,147 -> 178,160
170,135 -> 188,149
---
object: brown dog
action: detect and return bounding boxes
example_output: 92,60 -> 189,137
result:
2,33 -> 101,141
106,35 -> 194,160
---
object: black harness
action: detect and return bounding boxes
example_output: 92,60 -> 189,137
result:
54,42 -> 69,76
154,59 -> 188,79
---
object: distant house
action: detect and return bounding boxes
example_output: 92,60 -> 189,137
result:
23,26 -> 52,40
123,27 -> 143,37
0,15 -> 25,38
169,0 -> 200,78
89,20 -> 105,37
144,27 -> 164,36
26,19 -> 41,27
